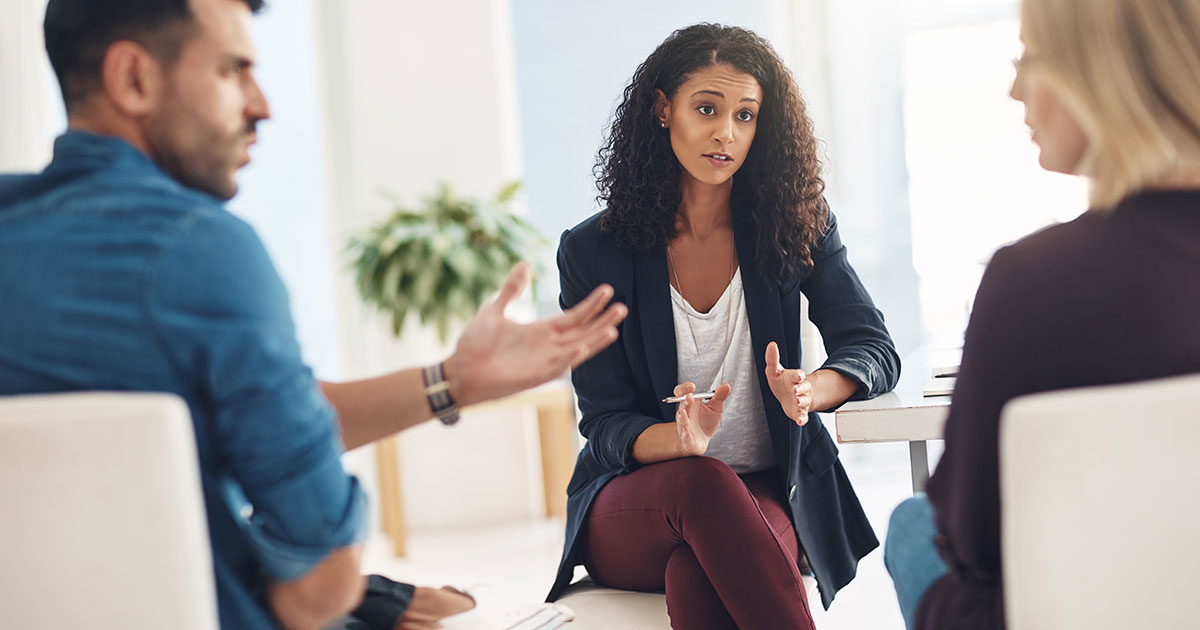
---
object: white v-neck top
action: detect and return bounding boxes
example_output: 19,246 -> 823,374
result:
670,268 -> 775,473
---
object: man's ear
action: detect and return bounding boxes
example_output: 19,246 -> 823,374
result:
100,40 -> 164,118
654,89 -> 670,128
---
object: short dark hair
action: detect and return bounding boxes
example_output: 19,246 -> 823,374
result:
44,0 -> 265,111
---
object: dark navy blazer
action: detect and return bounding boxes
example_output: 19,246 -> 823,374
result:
546,206 -> 901,609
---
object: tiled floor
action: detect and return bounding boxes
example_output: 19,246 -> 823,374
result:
362,440 -> 928,629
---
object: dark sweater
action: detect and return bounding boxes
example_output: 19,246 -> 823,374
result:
917,190 -> 1200,629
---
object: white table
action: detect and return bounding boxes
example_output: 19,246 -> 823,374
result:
833,348 -> 956,492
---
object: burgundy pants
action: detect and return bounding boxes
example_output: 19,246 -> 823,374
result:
581,457 -> 815,630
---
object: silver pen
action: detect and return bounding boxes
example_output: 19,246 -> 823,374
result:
661,391 -> 717,403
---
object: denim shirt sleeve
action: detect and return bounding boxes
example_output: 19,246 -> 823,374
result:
802,210 -> 901,400
146,209 -> 367,581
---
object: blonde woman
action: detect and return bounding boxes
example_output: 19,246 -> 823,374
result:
884,0 -> 1200,628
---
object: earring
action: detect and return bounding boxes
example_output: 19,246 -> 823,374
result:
659,121 -> 667,128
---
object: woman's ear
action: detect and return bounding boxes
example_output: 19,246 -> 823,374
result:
654,89 -> 670,128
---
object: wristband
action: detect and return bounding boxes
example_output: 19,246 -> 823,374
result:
422,362 -> 460,426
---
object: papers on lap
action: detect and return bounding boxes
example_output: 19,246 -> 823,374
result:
440,587 -> 575,630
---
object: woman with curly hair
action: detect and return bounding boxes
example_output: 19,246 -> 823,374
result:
546,23 -> 900,629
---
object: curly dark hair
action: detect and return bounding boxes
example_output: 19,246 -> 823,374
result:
596,23 -> 828,283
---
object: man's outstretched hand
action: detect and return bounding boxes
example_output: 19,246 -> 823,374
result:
444,263 -> 627,407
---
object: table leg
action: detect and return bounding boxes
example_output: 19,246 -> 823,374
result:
909,440 -> 929,494
375,436 -> 406,557
536,399 -> 578,520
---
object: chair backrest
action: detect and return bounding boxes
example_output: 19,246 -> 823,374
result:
0,392 -> 218,630
1000,373 -> 1200,630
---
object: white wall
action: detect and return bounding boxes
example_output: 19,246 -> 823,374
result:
232,0 -> 342,379
812,0 -> 924,353
0,0 -> 63,171
314,0 -> 543,533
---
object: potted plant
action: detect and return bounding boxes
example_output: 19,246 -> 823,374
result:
347,181 -> 546,342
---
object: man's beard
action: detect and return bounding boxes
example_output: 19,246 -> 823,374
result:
145,109 -> 254,200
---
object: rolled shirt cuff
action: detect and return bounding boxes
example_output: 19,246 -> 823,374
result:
221,473 -> 370,581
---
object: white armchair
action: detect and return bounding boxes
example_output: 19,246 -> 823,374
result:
0,392 -> 218,629
1000,373 -> 1200,630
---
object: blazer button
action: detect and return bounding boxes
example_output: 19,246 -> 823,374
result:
788,485 -> 797,501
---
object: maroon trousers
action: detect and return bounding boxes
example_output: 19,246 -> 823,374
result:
581,457 -> 815,630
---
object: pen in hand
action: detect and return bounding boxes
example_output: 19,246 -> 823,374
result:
662,391 -> 717,404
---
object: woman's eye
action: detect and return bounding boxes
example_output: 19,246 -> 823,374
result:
697,104 -> 715,116
737,110 -> 754,122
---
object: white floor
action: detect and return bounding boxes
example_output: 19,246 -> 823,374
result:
362,440 -> 928,630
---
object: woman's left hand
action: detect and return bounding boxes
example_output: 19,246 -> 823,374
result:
764,341 -> 813,426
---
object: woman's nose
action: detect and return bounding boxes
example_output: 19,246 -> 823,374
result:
714,116 -> 735,144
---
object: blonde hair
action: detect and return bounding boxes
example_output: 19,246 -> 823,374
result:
1021,0 -> 1200,208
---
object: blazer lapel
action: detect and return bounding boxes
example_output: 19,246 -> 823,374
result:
634,246 -> 678,420
734,214 -> 795,469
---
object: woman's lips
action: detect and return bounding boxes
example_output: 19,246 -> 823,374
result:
703,153 -> 734,167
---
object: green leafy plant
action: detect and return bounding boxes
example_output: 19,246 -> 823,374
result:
347,181 -> 546,343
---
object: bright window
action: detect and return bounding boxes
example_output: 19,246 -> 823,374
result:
902,12 -> 1088,345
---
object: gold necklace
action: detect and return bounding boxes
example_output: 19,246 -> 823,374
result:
666,231 -> 737,389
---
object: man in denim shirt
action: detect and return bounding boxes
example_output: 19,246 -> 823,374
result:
0,0 -> 626,628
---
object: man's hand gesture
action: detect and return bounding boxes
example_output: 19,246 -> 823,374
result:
447,263 -> 627,407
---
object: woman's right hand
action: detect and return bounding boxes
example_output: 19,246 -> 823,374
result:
674,382 -> 732,456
